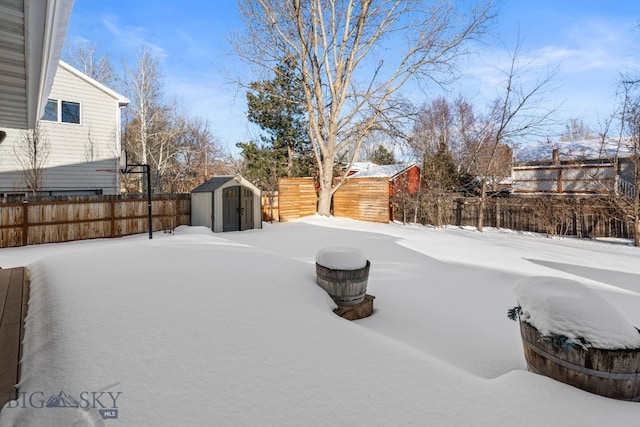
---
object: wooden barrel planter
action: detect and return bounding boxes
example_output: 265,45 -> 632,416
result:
316,260 -> 370,306
519,320 -> 640,401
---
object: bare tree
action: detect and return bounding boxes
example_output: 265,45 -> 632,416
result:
175,117 -> 233,191
235,0 -> 494,216
121,48 -> 163,167
64,42 -> 115,85
120,48 -> 233,194
409,97 -> 460,225
359,130 -> 399,164
13,126 -> 50,195
472,41 -> 557,231
606,76 -> 640,245
562,118 -> 592,142
121,48 -> 165,192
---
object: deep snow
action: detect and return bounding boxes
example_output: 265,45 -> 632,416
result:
0,216 -> 639,426
515,276 -> 640,349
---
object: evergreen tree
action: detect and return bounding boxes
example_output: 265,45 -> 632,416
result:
370,145 -> 396,165
238,58 -> 314,189
236,141 -> 285,191
422,140 -> 460,192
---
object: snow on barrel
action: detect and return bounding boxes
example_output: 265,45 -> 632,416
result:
512,276 -> 640,401
315,247 -> 370,306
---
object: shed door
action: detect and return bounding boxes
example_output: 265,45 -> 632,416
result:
222,187 -> 240,231
240,187 -> 254,231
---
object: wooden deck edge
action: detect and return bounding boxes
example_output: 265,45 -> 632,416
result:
0,267 -> 29,411
18,268 -> 30,388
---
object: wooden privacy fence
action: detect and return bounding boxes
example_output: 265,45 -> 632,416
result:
278,178 -> 317,221
276,177 -> 390,224
0,194 -> 191,248
333,177 -> 389,223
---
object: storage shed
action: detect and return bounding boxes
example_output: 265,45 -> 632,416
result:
191,175 -> 262,232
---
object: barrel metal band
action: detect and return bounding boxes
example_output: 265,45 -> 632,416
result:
521,334 -> 640,381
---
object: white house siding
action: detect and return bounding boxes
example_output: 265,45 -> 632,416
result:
513,164 -> 615,195
0,61 -> 128,196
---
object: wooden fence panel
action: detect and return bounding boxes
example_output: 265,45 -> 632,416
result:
0,195 -> 191,248
333,178 -> 389,223
278,178 -> 317,221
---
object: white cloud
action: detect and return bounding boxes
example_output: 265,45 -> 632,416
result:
100,14 -> 168,60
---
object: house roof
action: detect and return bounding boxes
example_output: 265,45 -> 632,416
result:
0,0 -> 75,129
59,61 -> 129,106
515,138 -> 636,164
349,163 -> 418,179
192,175 -> 261,194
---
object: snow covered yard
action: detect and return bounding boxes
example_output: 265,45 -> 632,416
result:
0,216 -> 639,426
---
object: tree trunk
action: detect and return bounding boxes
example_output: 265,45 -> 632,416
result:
316,153 -> 336,216
287,144 -> 294,177
317,188 -> 332,216
476,182 -> 487,232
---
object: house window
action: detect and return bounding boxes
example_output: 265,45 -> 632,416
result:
61,101 -> 80,123
42,99 -> 81,124
43,99 -> 58,121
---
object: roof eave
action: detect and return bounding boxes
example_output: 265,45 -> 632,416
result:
23,0 -> 74,129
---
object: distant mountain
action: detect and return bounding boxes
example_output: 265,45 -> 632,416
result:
46,391 -> 80,408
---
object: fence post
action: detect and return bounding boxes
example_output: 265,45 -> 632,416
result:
455,200 -> 463,226
577,199 -> 584,238
22,201 -> 28,246
110,199 -> 116,238
175,196 -> 182,228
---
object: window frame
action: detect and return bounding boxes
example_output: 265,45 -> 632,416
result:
41,98 -> 81,125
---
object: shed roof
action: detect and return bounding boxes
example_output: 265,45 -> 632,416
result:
191,175 -> 261,194
192,176 -> 237,193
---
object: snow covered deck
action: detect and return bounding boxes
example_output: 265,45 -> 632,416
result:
0,267 -> 29,410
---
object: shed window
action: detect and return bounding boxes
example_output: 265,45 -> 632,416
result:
42,99 -> 81,124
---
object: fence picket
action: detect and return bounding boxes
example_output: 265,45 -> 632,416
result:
390,196 -> 636,241
0,195 -> 191,248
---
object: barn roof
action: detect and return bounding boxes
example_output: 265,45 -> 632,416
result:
349,163 -> 418,179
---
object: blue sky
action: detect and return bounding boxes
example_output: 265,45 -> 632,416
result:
64,1 -> 640,155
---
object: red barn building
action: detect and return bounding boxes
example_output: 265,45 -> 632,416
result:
349,163 -> 420,196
